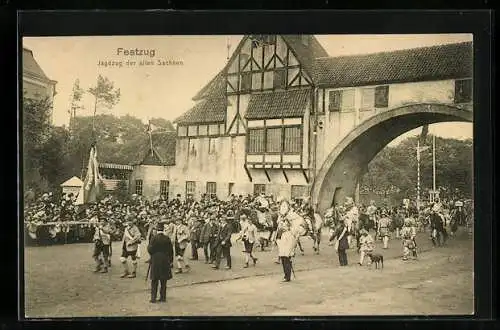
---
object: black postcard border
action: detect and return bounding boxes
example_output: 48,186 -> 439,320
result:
3,9 -> 495,328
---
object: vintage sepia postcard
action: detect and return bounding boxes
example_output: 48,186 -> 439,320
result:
22,33 -> 475,318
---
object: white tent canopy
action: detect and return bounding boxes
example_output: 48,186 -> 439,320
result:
60,176 -> 84,187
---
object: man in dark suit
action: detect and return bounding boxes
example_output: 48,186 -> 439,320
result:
212,215 -> 232,270
147,222 -> 174,303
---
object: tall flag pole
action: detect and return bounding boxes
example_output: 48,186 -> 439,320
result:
147,119 -> 154,157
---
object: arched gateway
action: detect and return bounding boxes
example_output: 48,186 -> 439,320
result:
311,102 -> 473,214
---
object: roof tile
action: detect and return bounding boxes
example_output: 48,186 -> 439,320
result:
174,98 -> 227,125
313,41 -> 472,88
245,89 -> 310,120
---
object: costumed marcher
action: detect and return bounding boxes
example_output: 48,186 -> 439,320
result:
173,217 -> 190,274
366,200 -> 378,231
147,222 -> 174,304
401,217 -> 417,260
343,197 -> 359,248
236,214 -> 258,268
276,198 -> 304,282
199,213 -> 216,263
377,209 -> 391,249
450,201 -> 466,236
429,205 -> 447,247
92,218 -> 112,273
334,220 -> 349,266
189,216 -> 203,260
358,228 -> 375,266
212,215 -> 233,270
120,215 -> 142,278
392,208 -> 405,239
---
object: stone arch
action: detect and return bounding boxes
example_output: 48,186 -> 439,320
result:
311,103 -> 473,214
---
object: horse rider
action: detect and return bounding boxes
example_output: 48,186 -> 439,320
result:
120,215 -> 142,278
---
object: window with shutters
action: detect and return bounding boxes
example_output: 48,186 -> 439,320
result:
248,129 -> 265,153
329,90 -> 341,112
361,88 -> 376,110
186,181 -> 196,199
273,68 -> 286,89
135,180 -> 143,196
454,79 -> 472,103
160,180 -> 169,199
240,72 -> 252,92
284,126 -> 302,153
206,182 -> 217,198
374,85 -> 389,108
254,184 -> 266,196
266,128 -> 282,153
228,182 -> 235,196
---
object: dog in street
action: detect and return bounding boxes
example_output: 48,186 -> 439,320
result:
366,252 -> 384,269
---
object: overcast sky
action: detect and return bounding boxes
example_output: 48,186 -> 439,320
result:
23,34 -> 473,145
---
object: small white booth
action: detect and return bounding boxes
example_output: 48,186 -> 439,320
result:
60,176 -> 83,198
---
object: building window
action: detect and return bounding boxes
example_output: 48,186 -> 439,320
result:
361,88 -> 376,110
186,181 -> 196,199
135,180 -> 143,196
329,90 -> 341,112
251,35 -> 276,48
301,35 -> 309,46
160,180 -> 169,199
254,184 -> 266,196
228,182 -> 234,196
178,126 -> 187,136
206,182 -> 217,198
240,72 -> 252,92
455,79 -> 472,103
284,126 -> 302,153
248,128 -> 265,153
374,85 -> 389,108
266,127 -> 282,153
273,68 -> 286,89
291,185 -> 308,200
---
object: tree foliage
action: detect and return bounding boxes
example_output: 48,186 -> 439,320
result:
88,75 -> 121,118
360,135 -> 473,204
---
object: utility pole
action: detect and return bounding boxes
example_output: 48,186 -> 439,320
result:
416,139 -> 421,212
432,134 -> 437,202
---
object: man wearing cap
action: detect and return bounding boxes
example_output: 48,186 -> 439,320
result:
377,210 -> 391,249
212,215 -> 232,270
120,216 -> 142,278
237,214 -> 258,268
173,217 -> 190,274
200,214 -> 217,263
189,217 -> 203,261
147,222 -> 174,303
92,218 -> 112,273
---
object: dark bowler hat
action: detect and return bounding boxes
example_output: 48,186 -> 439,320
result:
156,222 -> 164,231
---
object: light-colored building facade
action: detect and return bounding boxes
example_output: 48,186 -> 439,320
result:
23,47 -> 57,123
130,35 -> 473,204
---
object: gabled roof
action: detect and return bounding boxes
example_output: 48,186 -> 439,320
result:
60,176 -> 83,187
131,131 -> 177,166
245,89 -> 310,120
282,35 -> 329,81
174,97 -> 227,125
192,71 -> 227,101
313,41 -> 473,88
23,48 -> 51,81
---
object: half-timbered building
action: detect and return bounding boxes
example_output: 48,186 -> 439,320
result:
130,35 -> 472,203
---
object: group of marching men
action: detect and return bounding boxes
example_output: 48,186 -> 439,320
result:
90,193 -> 471,302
